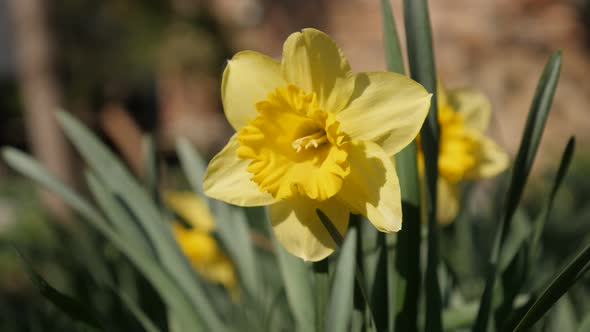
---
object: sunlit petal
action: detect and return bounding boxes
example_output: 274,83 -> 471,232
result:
281,28 -> 354,113
174,224 -> 237,289
164,192 -> 215,231
270,197 -> 349,261
437,178 -> 460,225
203,134 -> 277,206
449,88 -> 491,132
222,51 -> 286,130
337,72 -> 431,156
337,141 -> 402,232
465,133 -> 510,179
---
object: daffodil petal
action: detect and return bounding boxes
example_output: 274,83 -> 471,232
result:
203,134 -> 277,206
281,28 -> 354,113
337,141 -> 402,232
337,72 -> 431,156
174,224 -> 237,289
270,197 -> 349,261
437,178 -> 460,225
465,133 -> 510,179
449,88 -> 491,132
174,225 -> 219,265
165,192 -> 215,231
222,51 -> 286,130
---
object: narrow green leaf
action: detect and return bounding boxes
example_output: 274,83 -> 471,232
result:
168,309 -> 188,332
142,135 -> 160,204
390,151 -> 422,332
116,289 -> 162,332
318,212 -> 377,328
381,1 -> 422,330
215,204 -> 261,300
473,50 -> 562,332
404,0 -> 442,330
313,259 -> 330,332
442,302 -> 479,331
273,238 -> 316,332
326,228 -> 358,332
175,138 -> 261,299
504,51 -> 563,225
56,112 -> 174,261
359,222 -> 388,331
500,138 -> 575,331
85,171 -> 153,256
513,240 -> 590,331
15,250 -> 103,330
55,112 -> 226,331
360,222 -> 381,291
530,136 -> 575,256
317,209 -> 344,245
498,211 -> 532,271
381,0 -> 405,74
263,288 -> 287,332
1,148 -> 204,330
176,137 -> 207,197
545,294 -> 577,332
576,310 -> 590,332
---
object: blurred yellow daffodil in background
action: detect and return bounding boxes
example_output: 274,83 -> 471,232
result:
203,28 -> 431,261
425,83 -> 509,224
165,192 -> 237,292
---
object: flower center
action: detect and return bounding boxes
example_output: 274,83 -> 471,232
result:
292,130 -> 329,152
437,104 -> 477,183
236,85 -> 350,201
417,104 -> 477,184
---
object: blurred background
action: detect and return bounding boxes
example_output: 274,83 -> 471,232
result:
0,0 -> 589,330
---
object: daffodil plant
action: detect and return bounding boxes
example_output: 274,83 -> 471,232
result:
2,1 -> 581,331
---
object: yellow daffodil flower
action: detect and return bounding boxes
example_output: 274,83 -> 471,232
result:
203,28 -> 431,261
427,83 -> 509,224
165,192 -> 237,291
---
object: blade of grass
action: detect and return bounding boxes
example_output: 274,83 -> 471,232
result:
326,228 -> 358,332
404,0 -> 441,330
472,50 -> 562,332
513,240 -> 590,331
1,148 -> 203,330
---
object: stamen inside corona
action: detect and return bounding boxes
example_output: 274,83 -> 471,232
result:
236,85 -> 350,201
292,131 -> 329,152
